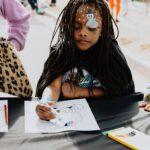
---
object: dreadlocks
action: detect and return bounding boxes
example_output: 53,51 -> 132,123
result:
36,0 -> 134,98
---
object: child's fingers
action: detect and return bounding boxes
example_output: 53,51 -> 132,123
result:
36,104 -> 50,112
139,101 -> 148,107
38,112 -> 56,120
36,104 -> 56,120
144,103 -> 150,112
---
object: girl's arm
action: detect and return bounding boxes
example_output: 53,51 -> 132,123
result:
36,75 -> 63,121
41,75 -> 63,103
62,82 -> 105,98
2,0 -> 30,51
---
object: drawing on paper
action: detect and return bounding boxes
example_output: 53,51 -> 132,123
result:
25,99 -> 100,133
48,104 -> 84,128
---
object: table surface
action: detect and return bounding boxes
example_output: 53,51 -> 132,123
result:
0,96 -> 149,150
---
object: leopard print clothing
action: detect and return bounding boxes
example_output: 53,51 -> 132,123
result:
0,37 -> 33,97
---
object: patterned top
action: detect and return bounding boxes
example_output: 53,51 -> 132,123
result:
62,67 -> 101,88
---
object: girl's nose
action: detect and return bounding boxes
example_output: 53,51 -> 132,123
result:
79,27 -> 88,37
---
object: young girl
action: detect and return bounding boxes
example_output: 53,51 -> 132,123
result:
35,0 -> 135,121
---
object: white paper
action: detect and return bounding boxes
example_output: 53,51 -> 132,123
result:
0,100 -> 8,132
25,99 -> 100,133
108,127 -> 150,150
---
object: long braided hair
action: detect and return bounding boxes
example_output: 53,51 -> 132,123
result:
36,0 -> 134,98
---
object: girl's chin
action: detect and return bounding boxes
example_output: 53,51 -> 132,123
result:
77,45 -> 91,51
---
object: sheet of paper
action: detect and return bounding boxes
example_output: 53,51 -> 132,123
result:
108,127 -> 150,150
0,100 -> 8,132
25,99 -> 100,133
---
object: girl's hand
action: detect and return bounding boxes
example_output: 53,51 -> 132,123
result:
144,102 -> 150,111
62,82 -> 80,98
139,101 -> 150,112
35,104 -> 56,121
139,93 -> 150,112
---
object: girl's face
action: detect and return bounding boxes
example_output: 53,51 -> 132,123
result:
74,4 -> 102,51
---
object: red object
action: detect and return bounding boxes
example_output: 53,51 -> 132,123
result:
4,104 -> 8,125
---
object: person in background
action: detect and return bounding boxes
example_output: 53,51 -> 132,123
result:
0,0 -> 30,51
122,0 -> 130,16
50,0 -> 56,7
109,0 -> 121,22
35,0 -> 135,121
28,0 -> 45,15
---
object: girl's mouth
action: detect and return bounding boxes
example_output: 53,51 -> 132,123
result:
77,40 -> 90,44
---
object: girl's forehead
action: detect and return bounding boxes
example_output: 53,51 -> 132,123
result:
75,4 -> 101,22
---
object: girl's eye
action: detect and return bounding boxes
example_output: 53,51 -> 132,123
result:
88,27 -> 97,31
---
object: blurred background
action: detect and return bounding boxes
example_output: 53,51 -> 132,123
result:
0,0 -> 150,96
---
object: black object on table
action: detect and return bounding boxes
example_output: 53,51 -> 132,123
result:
0,92 -> 149,150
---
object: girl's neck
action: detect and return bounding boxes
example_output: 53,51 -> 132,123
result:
78,43 -> 98,55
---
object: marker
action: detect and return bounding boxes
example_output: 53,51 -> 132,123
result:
4,104 -> 8,125
40,97 -> 55,106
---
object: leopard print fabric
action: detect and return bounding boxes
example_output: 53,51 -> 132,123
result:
0,37 -> 33,97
